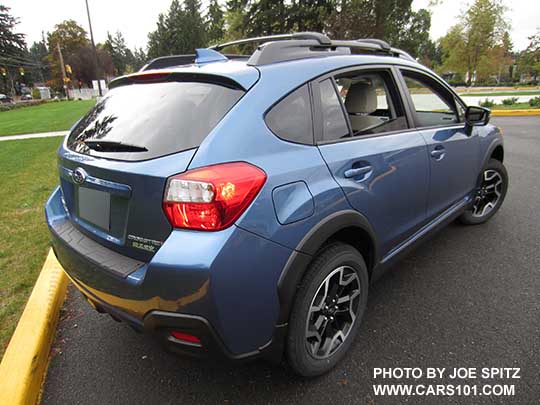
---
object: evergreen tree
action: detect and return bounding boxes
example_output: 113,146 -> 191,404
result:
0,5 -> 26,57
206,0 -> 225,45
147,0 -> 206,58
103,31 -> 135,76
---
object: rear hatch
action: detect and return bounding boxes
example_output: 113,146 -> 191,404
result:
58,72 -> 248,262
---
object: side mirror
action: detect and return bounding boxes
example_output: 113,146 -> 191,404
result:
465,106 -> 490,126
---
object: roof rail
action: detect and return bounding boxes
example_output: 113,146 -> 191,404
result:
247,36 -> 416,65
142,33 -> 415,70
210,32 -> 332,51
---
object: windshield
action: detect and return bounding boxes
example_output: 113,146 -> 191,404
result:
66,81 -> 244,161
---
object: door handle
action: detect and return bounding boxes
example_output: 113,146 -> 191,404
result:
344,166 -> 372,178
430,146 -> 445,160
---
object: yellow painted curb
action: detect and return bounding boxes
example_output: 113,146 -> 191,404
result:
491,109 -> 540,116
0,249 -> 68,405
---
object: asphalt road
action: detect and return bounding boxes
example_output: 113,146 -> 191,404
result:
42,117 -> 540,404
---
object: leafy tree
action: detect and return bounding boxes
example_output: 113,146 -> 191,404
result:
206,0 -> 225,45
462,0 -> 508,84
67,45 -> 114,85
46,20 -> 89,89
438,0 -> 508,84
0,5 -> 26,57
47,20 -> 89,57
517,31 -> 540,83
439,24 -> 468,76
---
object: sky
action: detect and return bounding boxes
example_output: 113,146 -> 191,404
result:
4,0 -> 540,52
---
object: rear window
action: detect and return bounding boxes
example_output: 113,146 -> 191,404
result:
66,81 -> 244,161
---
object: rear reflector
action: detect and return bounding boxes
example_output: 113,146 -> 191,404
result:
163,162 -> 266,231
170,331 -> 201,345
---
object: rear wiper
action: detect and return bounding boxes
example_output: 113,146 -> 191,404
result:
83,140 -> 148,152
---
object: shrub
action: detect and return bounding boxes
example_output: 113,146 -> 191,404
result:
479,98 -> 495,108
0,99 -> 52,112
501,97 -> 519,105
529,97 -> 540,108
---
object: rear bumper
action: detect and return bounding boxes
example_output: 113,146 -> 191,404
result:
46,186 -> 292,360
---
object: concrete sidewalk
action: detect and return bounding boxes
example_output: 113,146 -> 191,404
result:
0,131 -> 68,142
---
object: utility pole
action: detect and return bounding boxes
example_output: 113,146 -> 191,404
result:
57,43 -> 69,100
85,0 -> 103,97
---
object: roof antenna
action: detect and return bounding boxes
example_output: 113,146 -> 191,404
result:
195,49 -> 229,64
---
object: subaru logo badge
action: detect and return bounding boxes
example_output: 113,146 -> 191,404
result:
72,167 -> 87,185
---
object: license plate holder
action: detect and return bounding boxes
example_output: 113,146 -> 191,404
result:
78,187 -> 111,231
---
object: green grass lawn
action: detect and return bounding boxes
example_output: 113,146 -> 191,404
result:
0,137 -> 63,357
459,91 -> 540,97
0,100 -> 94,136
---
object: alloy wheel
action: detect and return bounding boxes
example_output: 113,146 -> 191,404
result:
472,169 -> 504,218
305,266 -> 361,359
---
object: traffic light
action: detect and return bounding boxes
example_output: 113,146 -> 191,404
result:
1,67 -> 6,77
19,67 -> 24,76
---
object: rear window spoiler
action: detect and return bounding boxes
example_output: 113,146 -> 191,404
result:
109,71 -> 246,91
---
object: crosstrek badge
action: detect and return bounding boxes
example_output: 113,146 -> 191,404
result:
127,234 -> 163,253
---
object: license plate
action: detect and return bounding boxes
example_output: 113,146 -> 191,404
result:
78,187 -> 111,230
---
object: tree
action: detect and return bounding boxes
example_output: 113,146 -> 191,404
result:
102,31 -> 135,76
328,0 -> 418,42
47,20 -> 89,89
0,5 -> 26,57
244,0 -> 288,37
439,24 -> 468,76
518,31 -> 540,83
438,0 -> 508,84
67,45 -> 114,85
206,0 -> 225,45
0,5 -> 27,94
131,47 -> 148,71
394,8 -> 435,60
147,0 -> 206,58
462,0 -> 508,84
29,38 -> 51,83
288,0 -> 335,33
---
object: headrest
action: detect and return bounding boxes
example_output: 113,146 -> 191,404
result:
344,82 -> 377,114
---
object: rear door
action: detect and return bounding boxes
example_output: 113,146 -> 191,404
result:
397,68 -> 480,219
59,78 -> 245,261
314,67 -> 429,257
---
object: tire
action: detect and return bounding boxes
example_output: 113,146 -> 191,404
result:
459,159 -> 508,225
286,242 -> 369,377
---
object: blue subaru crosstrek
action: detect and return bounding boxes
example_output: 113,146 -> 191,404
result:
45,33 -> 508,376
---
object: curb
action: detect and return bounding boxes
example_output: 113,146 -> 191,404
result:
0,249 -> 68,405
0,131 -> 68,142
491,109 -> 540,116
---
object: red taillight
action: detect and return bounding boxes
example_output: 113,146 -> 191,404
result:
163,162 -> 266,231
170,331 -> 201,345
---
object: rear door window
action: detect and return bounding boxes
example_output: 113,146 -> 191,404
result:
318,79 -> 350,141
265,84 -> 313,145
67,81 -> 244,161
334,70 -> 408,136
